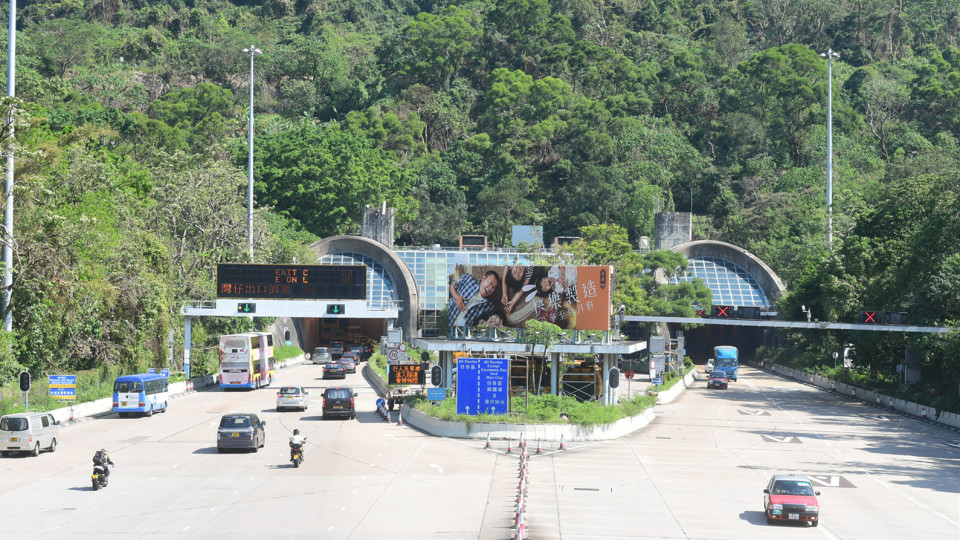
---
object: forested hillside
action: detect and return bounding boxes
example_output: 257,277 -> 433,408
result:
0,0 -> 958,409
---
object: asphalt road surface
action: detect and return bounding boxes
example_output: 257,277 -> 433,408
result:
1,363 -> 958,539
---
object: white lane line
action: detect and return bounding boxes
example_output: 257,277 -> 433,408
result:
210,507 -> 216,512
183,527 -> 190,532
327,526 -> 334,532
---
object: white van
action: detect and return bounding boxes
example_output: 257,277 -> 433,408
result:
0,412 -> 61,457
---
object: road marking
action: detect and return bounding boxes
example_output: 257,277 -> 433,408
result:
739,409 -> 769,416
183,527 -> 190,532
341,506 -> 346,512
210,507 -> 216,512
945,442 -> 960,449
327,526 -> 334,532
808,475 -> 840,487
762,434 -> 801,443
429,463 -> 444,474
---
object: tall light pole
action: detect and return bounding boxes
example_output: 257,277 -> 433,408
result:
3,0 -> 16,332
242,46 -> 261,261
820,49 -> 839,251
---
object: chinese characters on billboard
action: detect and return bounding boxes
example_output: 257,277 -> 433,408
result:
448,265 -> 612,332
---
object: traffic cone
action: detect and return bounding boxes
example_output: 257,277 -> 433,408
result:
397,409 -> 403,426
558,434 -> 566,450
921,407 -> 928,420
506,437 -> 513,454
519,432 -> 525,449
536,438 -> 542,454
514,511 -> 525,539
484,432 -> 492,449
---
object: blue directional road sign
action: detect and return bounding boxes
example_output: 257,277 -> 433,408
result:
48,375 -> 77,400
652,376 -> 663,385
456,357 -> 509,415
427,388 -> 446,401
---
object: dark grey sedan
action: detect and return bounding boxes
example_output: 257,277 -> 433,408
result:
216,413 -> 266,453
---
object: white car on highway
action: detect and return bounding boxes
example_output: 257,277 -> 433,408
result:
276,386 -> 309,411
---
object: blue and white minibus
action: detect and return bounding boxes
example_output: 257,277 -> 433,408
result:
113,373 -> 169,417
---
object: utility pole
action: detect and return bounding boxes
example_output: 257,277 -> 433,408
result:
242,46 -> 262,261
820,49 -> 840,251
3,0 -> 17,332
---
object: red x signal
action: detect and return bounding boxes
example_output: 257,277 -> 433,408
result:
713,305 -> 731,318
859,310 -> 880,324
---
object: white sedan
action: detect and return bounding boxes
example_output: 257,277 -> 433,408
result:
276,386 -> 309,411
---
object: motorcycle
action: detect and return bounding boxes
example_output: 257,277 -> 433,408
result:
289,439 -> 306,468
91,464 -> 109,491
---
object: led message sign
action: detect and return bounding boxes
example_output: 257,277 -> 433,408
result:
217,264 -> 366,300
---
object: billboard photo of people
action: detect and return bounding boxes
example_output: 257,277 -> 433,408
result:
448,265 -> 612,333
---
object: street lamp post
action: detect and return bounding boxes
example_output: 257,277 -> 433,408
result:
242,46 -> 262,261
820,49 -> 839,251
3,0 -> 16,332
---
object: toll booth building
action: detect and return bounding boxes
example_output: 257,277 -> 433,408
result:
307,233 -> 645,406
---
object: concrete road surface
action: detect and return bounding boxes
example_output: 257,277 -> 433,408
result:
1,363 -> 957,539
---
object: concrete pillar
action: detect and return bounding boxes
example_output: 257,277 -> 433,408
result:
184,316 -> 192,378
602,354 -> 610,405
551,353 -> 559,395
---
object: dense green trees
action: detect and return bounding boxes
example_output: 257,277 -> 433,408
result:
0,0 -> 957,407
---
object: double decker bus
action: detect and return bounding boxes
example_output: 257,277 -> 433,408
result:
218,332 -> 276,389
113,373 -> 169,416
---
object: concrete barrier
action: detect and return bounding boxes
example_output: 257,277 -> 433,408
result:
656,369 -> 700,405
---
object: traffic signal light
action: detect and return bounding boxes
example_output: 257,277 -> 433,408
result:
738,306 -> 761,319
327,304 -> 345,315
859,310 -> 881,324
18,371 -> 30,392
712,305 -> 733,318
430,365 -> 442,386
237,302 -> 256,314
608,368 -> 620,388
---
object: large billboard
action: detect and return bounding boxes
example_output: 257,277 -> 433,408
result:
448,265 -> 612,331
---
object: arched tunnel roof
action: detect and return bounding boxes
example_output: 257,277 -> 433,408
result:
670,240 -> 787,306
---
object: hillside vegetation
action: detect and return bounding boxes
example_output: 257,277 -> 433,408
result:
0,1 -> 957,409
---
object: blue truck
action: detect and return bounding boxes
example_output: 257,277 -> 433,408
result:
713,346 -> 739,382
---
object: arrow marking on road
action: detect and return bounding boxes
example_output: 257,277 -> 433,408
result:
739,409 -> 770,416
808,475 -> 840,487
762,434 -> 802,443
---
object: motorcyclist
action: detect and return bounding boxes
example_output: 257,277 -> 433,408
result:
289,429 -> 306,462
93,448 -> 115,478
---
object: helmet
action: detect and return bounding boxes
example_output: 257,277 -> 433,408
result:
102,448 -> 109,454
292,429 -> 300,436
